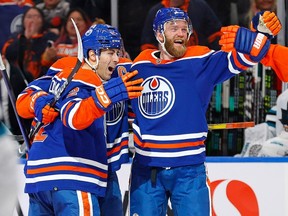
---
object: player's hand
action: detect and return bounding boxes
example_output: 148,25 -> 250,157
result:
30,91 -> 56,124
92,70 -> 143,111
219,25 -> 239,52
41,105 -> 59,124
250,11 -> 282,39
121,70 -> 143,99
220,26 -> 271,62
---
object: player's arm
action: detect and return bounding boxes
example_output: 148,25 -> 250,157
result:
261,44 -> 288,82
61,71 -> 143,130
219,25 -> 271,63
16,57 -> 78,121
250,11 -> 288,82
16,76 -> 52,119
16,75 -> 59,125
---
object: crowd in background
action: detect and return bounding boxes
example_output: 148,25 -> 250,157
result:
0,0 -> 279,162
0,0 -> 280,214
0,0 -> 279,156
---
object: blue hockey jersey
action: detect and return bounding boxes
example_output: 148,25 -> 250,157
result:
130,46 -> 257,167
16,56 -> 133,195
17,57 -> 108,196
106,58 -> 132,171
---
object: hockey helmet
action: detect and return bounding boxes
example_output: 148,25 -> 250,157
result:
82,24 -> 121,59
153,7 -> 193,36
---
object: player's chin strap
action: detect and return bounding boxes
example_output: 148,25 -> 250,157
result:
156,31 -> 174,59
84,55 -> 99,72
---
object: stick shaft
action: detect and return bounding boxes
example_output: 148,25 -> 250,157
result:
0,55 -> 30,153
208,121 -> 255,130
28,18 -> 83,140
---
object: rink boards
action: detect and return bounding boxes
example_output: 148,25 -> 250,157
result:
16,157 -> 288,216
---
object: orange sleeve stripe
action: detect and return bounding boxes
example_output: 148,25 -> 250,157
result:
81,192 -> 91,216
16,90 -> 35,118
27,165 -> 108,178
63,102 -> 74,127
232,50 -> 248,70
107,140 -> 128,156
134,134 -> 205,149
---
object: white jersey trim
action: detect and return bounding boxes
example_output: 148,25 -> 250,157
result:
27,156 -> 108,170
133,123 -> 207,141
135,146 -> 206,157
26,174 -> 107,187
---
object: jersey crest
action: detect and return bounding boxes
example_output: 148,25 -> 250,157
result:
106,101 -> 125,125
139,76 -> 175,119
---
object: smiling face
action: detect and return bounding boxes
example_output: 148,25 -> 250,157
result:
157,20 -> 189,59
66,11 -> 88,37
96,49 -> 120,81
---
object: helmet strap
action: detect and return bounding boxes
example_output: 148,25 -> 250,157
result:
84,55 -> 99,72
156,31 -> 174,59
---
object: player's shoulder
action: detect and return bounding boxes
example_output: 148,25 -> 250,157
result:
52,57 -> 78,69
118,57 -> 132,64
134,49 -> 156,63
183,46 -> 212,57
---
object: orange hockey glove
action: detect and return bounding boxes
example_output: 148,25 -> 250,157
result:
220,25 -> 270,62
251,11 -> 282,39
41,105 -> 59,124
30,91 -> 58,124
219,25 -> 240,52
121,70 -> 144,99
92,70 -> 143,111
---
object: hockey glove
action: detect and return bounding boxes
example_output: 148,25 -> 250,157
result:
250,11 -> 282,39
30,91 -> 59,124
220,25 -> 270,62
92,70 -> 143,111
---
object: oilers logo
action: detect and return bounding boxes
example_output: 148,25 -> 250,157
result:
106,101 -> 125,125
139,76 -> 175,119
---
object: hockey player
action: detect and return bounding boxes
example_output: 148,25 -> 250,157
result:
98,52 -> 134,215
128,7 -> 271,215
16,24 -> 143,215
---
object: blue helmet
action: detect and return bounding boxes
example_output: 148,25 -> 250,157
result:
82,24 -> 121,58
153,7 -> 193,36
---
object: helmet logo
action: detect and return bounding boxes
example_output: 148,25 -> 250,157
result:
85,28 -> 93,36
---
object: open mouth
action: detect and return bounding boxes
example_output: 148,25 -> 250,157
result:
174,39 -> 184,46
108,66 -> 114,72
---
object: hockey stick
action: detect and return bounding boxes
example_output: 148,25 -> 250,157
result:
27,18 -> 83,141
0,54 -> 31,155
208,121 -> 255,130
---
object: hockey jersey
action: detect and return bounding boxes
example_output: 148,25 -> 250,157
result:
130,47 -> 257,167
16,57 -> 132,194
106,58 -> 131,171
261,44 -> 288,82
17,57 -> 108,196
